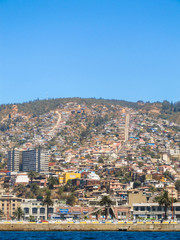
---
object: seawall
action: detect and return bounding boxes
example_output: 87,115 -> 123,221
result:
0,223 -> 180,231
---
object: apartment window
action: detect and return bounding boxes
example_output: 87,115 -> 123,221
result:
48,208 -> 53,214
32,208 -> 37,214
152,207 -> 156,211
2,204 -> 4,207
176,207 -> 180,211
157,206 -> 162,211
24,208 -> 29,214
40,208 -> 45,214
147,207 -> 150,211
13,204 -> 15,207
134,207 -> 139,211
140,207 -> 145,211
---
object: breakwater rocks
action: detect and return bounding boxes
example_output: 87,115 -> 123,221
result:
0,222 -> 180,231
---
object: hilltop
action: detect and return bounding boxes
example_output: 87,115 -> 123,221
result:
0,98 -> 180,124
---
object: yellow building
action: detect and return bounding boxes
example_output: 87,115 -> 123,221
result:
59,172 -> 81,184
0,194 -> 21,219
128,190 -> 147,207
146,174 -> 152,181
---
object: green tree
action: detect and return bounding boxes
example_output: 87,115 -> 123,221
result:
0,209 -> 3,218
100,195 -> 114,219
175,180 -> 180,191
133,180 -> 141,189
156,191 -> 171,220
28,171 -> 37,184
15,184 -> 27,197
28,215 -> 36,222
14,207 -> 24,220
66,193 -> 77,206
48,176 -> 59,190
138,161 -> 144,167
30,183 -> 41,196
43,190 -> 53,220
149,185 -> 157,193
64,180 -> 77,192
119,172 -> 132,184
58,186 -> 64,196
162,100 -> 171,113
98,156 -> 104,163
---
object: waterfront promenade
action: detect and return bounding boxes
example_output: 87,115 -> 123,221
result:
0,221 -> 180,231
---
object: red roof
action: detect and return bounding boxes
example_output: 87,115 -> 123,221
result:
49,162 -> 56,166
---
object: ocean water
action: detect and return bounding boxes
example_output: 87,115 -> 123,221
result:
0,231 -> 180,240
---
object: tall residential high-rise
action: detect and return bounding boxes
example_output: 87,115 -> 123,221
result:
22,148 -> 49,173
8,148 -> 49,173
7,149 -> 20,172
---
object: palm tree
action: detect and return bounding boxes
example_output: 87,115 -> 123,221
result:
43,190 -> 53,220
156,191 -> 171,220
95,209 -> 102,220
48,176 -> 58,190
14,207 -> 24,220
28,171 -> 37,184
100,195 -> 114,219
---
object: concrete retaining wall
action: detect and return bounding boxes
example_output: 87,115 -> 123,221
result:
0,223 -> 180,231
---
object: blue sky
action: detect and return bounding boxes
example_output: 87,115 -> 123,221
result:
0,0 -> 180,104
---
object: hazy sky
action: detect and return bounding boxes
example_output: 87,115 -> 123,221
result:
0,0 -> 180,104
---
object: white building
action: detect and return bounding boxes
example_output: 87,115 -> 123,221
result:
15,173 -> 29,185
133,203 -> 180,220
22,199 -> 59,220
87,172 -> 100,180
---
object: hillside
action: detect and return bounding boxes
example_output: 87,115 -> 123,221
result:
0,98 -> 179,155
0,98 -> 139,117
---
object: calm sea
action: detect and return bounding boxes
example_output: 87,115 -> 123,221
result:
0,231 -> 180,240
